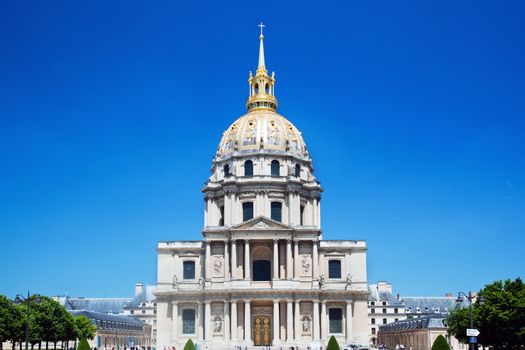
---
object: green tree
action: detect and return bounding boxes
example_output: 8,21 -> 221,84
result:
447,277 -> 525,349
183,339 -> 195,350
74,316 -> 96,341
327,335 -> 340,350
431,335 -> 450,350
76,338 -> 90,350
0,295 -> 23,350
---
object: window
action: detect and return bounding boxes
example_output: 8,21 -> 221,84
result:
371,318 -> 375,324
328,260 -> 341,278
130,310 -> 134,315
142,310 -> 146,314
394,308 -> 398,314
253,260 -> 271,281
395,318 -> 398,322
371,302 -> 375,306
182,309 -> 196,334
371,328 -> 376,335
294,164 -> 301,177
244,160 -> 253,177
300,205 -> 305,225
224,164 -> 231,177
154,310 -> 157,315
383,318 -> 387,325
242,202 -> 254,221
183,261 -> 195,279
382,308 -> 387,314
271,202 -> 282,222
371,309 -> 375,314
219,206 -> 224,226
329,308 -> 343,333
382,302 -> 387,306
271,160 -> 280,176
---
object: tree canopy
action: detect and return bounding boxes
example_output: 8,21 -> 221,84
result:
431,335 -> 450,350
327,335 -> 340,350
447,277 -> 525,349
183,339 -> 195,350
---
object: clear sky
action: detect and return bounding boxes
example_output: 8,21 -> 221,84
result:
1,0 -> 524,299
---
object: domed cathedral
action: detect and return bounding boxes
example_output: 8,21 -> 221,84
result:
156,26 -> 369,350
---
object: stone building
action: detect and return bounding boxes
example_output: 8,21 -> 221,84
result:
123,283 -> 158,346
155,28 -> 369,350
368,282 -> 405,345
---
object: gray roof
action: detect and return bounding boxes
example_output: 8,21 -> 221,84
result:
124,285 -> 157,308
378,316 -> 448,333
57,296 -> 131,314
69,310 -> 145,327
402,297 -> 466,314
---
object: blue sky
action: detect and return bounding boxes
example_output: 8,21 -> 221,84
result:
1,0 -> 524,298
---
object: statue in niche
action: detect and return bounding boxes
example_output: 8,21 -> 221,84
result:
268,122 -> 280,145
213,316 -> 223,333
172,275 -> 179,290
302,316 -> 311,333
198,276 -> 205,290
214,256 -> 223,276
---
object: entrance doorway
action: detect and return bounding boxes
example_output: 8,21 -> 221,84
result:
253,315 -> 272,346
253,260 -> 271,281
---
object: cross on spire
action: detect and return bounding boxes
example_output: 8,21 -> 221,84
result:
259,22 -> 265,37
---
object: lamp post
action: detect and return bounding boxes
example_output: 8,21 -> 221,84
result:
13,291 -> 42,350
456,291 -> 484,350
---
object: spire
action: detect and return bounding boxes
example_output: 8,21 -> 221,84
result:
258,22 -> 266,70
246,23 -> 278,112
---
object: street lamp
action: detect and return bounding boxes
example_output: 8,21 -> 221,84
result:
13,291 -> 42,350
456,291 -> 484,350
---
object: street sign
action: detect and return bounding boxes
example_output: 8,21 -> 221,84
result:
467,328 -> 480,337
468,336 -> 477,344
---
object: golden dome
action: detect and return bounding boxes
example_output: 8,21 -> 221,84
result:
216,110 -> 308,159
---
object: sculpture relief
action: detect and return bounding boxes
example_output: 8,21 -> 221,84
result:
213,255 -> 224,277
301,255 -> 311,276
302,316 -> 311,333
172,275 -> 179,290
213,316 -> 223,333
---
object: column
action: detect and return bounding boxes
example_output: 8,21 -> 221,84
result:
244,300 -> 251,343
231,300 -> 238,340
205,241 -> 211,279
273,300 -> 280,344
244,240 -> 251,280
224,240 -> 230,279
312,240 -> 319,279
320,301 -> 327,340
286,239 -> 292,280
198,302 -> 204,341
293,240 -> 299,278
273,239 -> 279,280
224,301 -> 230,341
286,300 -> 293,341
313,301 -> 320,340
346,301 -> 353,342
171,302 -> 178,342
205,301 -> 212,341
231,240 -> 237,280
294,300 -> 301,340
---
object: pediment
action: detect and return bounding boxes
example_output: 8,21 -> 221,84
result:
231,215 -> 293,231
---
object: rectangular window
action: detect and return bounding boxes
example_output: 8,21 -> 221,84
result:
383,308 -> 387,314
182,309 -> 196,334
183,261 -> 195,279
271,202 -> 282,222
329,308 -> 343,334
383,318 -> 387,324
328,260 -> 341,279
394,308 -> 398,314
371,309 -> 375,314
219,206 -> 224,226
371,328 -> 376,335
243,202 -> 254,221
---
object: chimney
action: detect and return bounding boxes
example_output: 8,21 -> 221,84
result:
445,293 -> 453,298
135,282 -> 144,296
397,293 -> 400,300
377,281 -> 393,294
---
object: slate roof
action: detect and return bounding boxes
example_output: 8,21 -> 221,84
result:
368,284 -> 404,305
402,297 -> 466,314
378,316 -> 448,333
69,310 -> 145,328
57,296 -> 131,314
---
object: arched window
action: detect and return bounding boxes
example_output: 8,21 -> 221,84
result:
271,202 -> 282,222
244,160 -> 253,177
328,260 -> 341,278
242,202 -> 254,222
329,308 -> 343,333
223,164 -> 230,177
371,318 -> 376,324
294,164 -> 301,177
271,160 -> 280,177
183,261 -> 195,280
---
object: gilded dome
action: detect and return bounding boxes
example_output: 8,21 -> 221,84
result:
216,110 -> 308,159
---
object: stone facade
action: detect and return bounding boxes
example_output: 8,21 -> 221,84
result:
155,29 -> 369,350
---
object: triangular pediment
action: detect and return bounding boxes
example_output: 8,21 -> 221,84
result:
231,215 -> 293,231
